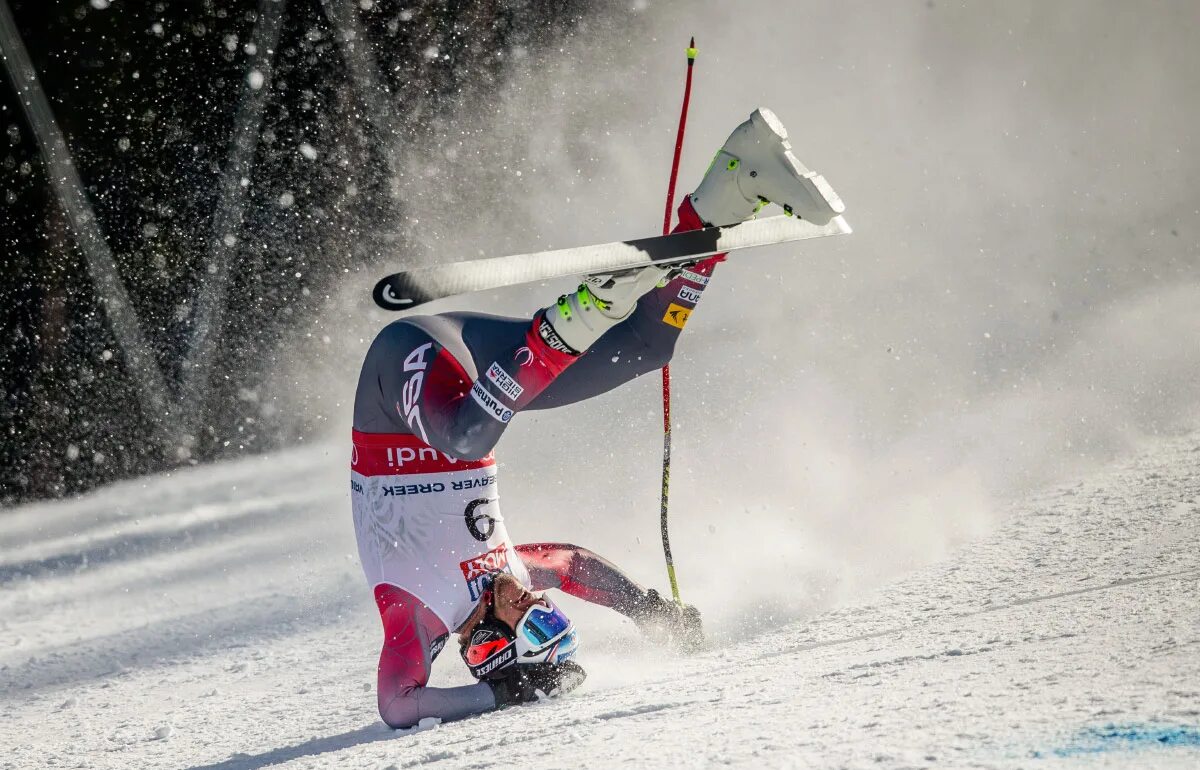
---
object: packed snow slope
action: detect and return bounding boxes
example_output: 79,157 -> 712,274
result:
1,428 -> 1197,769
4,1 -> 1200,768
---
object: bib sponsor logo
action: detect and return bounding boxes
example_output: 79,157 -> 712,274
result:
349,479 -> 364,495
385,445 -> 461,468
486,362 -> 524,402
460,544 -> 512,601
471,381 -> 514,423
398,342 -> 433,442
681,268 -> 709,286
537,315 -> 578,355
662,303 -> 692,329
677,285 -> 703,304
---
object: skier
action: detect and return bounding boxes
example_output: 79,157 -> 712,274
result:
351,108 -> 843,729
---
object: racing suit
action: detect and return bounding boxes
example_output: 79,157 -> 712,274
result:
351,196 -> 721,728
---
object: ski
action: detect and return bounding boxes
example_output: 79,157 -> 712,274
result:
372,214 -> 852,311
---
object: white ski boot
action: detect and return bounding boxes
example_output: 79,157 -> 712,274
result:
542,266 -> 669,354
689,107 -> 844,227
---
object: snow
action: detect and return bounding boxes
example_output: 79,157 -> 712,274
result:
4,1 -> 1199,767
1,432 -> 1197,768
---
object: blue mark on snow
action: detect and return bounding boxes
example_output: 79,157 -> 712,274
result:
1034,724 -> 1200,758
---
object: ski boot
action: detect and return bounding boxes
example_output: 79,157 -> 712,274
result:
689,107 -> 844,227
630,588 -> 704,653
541,266 -> 669,354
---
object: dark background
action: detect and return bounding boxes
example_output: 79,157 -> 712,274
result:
1,0 -> 600,504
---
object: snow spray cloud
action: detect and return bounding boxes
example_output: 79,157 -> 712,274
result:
284,1 -> 1200,632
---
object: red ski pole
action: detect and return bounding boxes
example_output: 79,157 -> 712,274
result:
659,37 -> 696,605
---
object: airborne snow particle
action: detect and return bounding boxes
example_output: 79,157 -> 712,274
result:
248,70 -> 265,90
278,191 -> 295,208
117,137 -> 130,151
101,350 -> 113,361
90,0 -> 111,10
223,233 -> 236,247
151,22 -> 163,36
299,143 -> 318,160
422,46 -> 439,60
66,445 -> 80,461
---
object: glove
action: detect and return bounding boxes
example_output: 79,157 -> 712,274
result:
487,660 -> 587,708
631,588 -> 704,653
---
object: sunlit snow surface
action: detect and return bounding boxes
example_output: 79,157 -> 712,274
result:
1,433 -> 1197,769
4,0 -> 1200,765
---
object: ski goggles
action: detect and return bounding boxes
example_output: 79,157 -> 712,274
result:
514,598 -> 578,664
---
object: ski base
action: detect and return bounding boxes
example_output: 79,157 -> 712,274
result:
373,214 -> 852,311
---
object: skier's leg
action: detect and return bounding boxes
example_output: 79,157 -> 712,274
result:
357,314 -> 577,460
374,584 -> 496,728
527,196 -> 721,409
358,264 -> 671,459
529,106 -> 842,410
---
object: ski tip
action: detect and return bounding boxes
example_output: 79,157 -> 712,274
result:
833,215 -> 853,235
687,37 -> 697,61
372,277 -> 423,311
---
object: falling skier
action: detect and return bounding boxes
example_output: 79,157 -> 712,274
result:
350,108 -> 844,729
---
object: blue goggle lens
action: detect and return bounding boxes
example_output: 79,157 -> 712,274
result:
521,604 -> 572,646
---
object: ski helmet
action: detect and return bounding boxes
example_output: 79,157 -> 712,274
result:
462,596 -> 579,680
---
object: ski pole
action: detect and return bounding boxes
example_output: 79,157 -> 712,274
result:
659,37 -> 696,605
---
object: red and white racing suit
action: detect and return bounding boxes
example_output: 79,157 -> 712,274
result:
351,197 -> 722,727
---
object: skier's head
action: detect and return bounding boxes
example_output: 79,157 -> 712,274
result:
460,573 -> 579,680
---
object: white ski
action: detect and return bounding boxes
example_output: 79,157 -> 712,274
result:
373,214 -> 852,311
